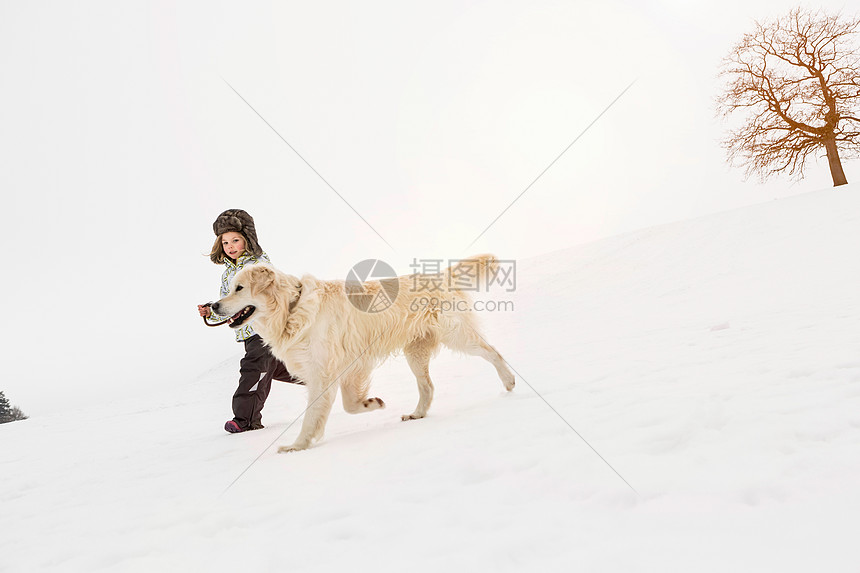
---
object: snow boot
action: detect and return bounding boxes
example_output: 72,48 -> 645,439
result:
224,420 -> 246,433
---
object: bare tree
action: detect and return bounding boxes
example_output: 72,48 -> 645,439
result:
717,7 -> 860,186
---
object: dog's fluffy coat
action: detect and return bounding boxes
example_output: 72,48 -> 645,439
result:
213,255 -> 515,452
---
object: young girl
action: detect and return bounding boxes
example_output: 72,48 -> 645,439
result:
198,209 -> 300,434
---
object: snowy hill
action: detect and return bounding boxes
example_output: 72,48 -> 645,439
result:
2,186 -> 860,572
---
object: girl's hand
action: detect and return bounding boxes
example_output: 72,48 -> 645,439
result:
198,304 -> 212,318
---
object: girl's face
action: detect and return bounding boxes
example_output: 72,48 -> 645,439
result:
221,231 -> 247,260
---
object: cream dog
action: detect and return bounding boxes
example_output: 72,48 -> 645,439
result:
210,255 -> 515,452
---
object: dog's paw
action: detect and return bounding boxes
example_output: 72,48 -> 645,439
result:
401,413 -> 425,421
277,443 -> 308,453
363,397 -> 385,410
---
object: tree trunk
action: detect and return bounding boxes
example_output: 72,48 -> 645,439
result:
823,135 -> 848,186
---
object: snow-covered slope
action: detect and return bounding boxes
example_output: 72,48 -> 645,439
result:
2,186 -> 860,572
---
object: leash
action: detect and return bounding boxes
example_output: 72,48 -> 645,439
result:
200,302 -> 232,327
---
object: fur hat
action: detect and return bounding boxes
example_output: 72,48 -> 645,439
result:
212,209 -> 263,258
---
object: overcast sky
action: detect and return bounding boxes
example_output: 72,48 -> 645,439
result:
2,0 -> 857,413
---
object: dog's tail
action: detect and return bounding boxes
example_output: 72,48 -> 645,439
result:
445,254 -> 499,288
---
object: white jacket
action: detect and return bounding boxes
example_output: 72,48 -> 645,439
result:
211,252 -> 272,342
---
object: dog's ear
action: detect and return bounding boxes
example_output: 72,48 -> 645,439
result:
248,265 -> 276,297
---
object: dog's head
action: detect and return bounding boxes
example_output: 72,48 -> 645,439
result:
211,265 -> 300,331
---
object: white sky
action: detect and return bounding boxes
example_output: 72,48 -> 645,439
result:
2,0 -> 857,413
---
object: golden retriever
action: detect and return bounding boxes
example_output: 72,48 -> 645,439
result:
210,255 -> 515,452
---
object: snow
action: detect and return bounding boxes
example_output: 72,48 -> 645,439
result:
3,186 -> 860,571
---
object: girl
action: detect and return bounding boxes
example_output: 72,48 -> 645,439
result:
198,209 -> 300,434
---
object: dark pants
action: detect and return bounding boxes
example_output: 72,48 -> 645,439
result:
232,335 -> 300,429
